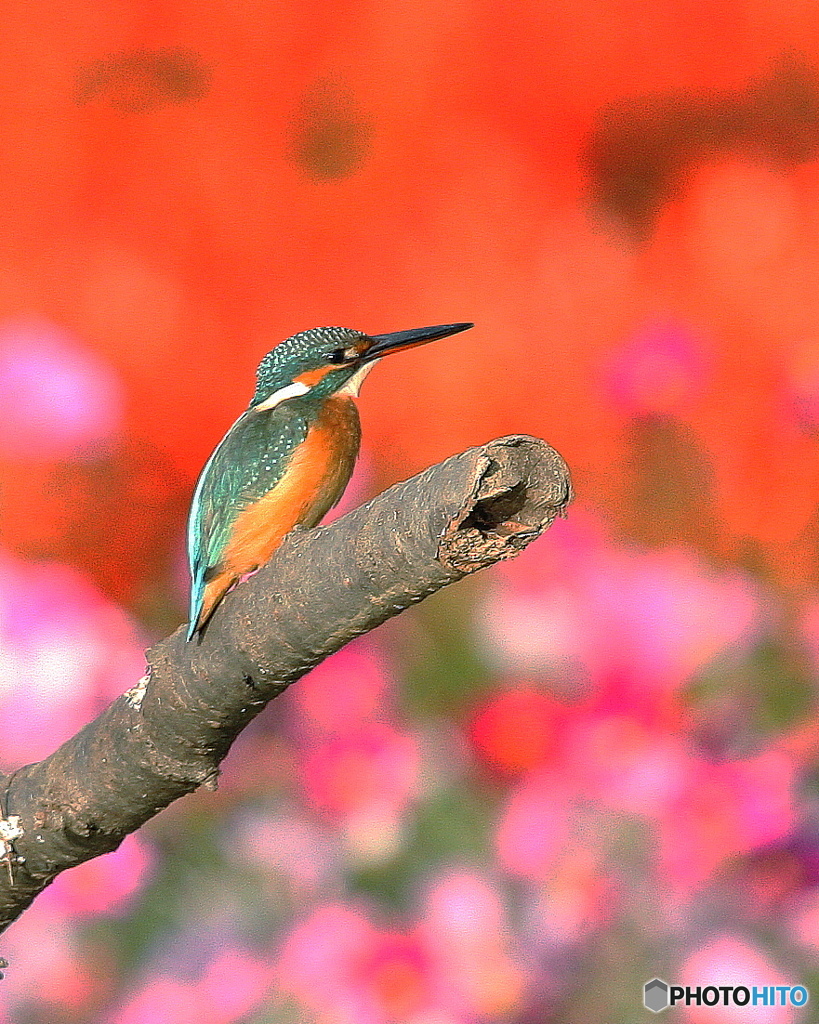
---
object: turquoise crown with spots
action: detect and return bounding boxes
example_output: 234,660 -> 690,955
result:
251,327 -> 366,405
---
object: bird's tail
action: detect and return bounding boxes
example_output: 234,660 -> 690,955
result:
186,570 -> 207,642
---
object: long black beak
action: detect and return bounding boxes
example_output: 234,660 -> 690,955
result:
362,322 -> 473,362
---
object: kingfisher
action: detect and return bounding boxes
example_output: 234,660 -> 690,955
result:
186,321 -> 473,640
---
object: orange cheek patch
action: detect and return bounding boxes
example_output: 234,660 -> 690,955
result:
296,365 -> 336,387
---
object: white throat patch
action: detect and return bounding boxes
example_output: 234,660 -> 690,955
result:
254,380 -> 311,411
338,360 -> 378,397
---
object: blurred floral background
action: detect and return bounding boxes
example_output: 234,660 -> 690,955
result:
3,2 -> 819,1022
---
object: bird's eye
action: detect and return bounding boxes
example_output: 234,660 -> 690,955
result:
328,348 -> 347,363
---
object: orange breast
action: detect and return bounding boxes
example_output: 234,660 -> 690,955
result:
195,396 -> 360,630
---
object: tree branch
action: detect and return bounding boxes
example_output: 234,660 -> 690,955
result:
0,434 -> 571,933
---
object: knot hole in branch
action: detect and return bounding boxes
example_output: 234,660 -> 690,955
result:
440,479 -> 539,573
460,480 -> 529,534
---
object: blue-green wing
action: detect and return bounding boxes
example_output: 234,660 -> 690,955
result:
186,405 -> 308,636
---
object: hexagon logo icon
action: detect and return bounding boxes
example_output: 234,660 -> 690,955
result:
644,978 -> 670,1013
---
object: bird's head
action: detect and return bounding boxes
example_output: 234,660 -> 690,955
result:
251,323 -> 473,410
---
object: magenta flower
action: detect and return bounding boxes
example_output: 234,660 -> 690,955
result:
288,644 -> 391,738
480,511 -> 762,699
0,319 -> 122,459
604,317 -> 709,418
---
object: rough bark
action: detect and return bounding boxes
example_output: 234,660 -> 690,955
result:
0,434 -> 572,933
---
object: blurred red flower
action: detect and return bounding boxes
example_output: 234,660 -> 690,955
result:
470,687 -> 561,775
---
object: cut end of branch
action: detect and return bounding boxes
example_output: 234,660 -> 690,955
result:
438,435 -> 573,572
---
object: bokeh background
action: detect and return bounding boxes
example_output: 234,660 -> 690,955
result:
3,2 -> 819,1021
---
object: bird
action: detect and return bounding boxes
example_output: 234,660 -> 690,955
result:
186,321 -> 474,640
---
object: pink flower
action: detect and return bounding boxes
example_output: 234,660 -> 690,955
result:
420,870 -> 525,1017
480,511 -> 762,699
565,713 -> 690,814
790,888 -> 819,952
789,887 -> 819,953
0,551 -> 146,764
276,905 -> 388,1021
659,751 -> 797,895
277,904 -> 460,1023
604,317 -> 709,418
423,869 -> 508,948
300,721 -> 420,821
198,950 -> 275,1024
521,845 -> 616,949
0,318 -> 122,459
581,545 -> 761,696
288,644 -> 391,738
477,516 -> 592,684
42,834 -> 155,917
495,772 -> 572,878
112,978 -> 202,1024
0,905 -> 99,1014
279,885 -> 526,1023
112,950 -> 273,1024
354,931 -> 434,1021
